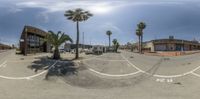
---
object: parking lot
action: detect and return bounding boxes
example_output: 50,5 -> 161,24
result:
1,50 -> 200,99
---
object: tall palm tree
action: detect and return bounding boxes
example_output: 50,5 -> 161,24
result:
136,29 -> 141,53
64,8 -> 93,59
137,22 -> 146,53
106,30 -> 112,48
46,31 -> 72,59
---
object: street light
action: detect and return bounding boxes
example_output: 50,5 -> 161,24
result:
181,40 -> 184,52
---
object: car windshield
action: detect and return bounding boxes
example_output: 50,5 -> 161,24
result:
0,0 -> 200,99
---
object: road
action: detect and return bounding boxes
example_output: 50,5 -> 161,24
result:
0,50 -> 200,99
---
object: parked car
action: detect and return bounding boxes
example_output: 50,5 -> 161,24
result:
59,49 -> 66,53
85,48 -> 93,54
93,46 -> 103,55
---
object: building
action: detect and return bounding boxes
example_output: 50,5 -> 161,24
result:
144,36 -> 200,52
0,43 -> 12,50
19,26 -> 51,55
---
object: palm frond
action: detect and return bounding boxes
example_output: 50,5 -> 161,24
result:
64,8 -> 93,22
46,31 -> 73,48
106,30 -> 112,36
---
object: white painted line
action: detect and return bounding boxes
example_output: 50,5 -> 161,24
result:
0,61 -> 57,80
191,72 -> 200,77
83,59 -> 141,77
88,68 -> 141,77
8,59 -> 40,63
120,54 -> 144,72
190,65 -> 200,72
120,53 -> 198,78
2,64 -> 6,68
152,72 -> 191,78
93,58 -> 126,62
0,61 -> 7,68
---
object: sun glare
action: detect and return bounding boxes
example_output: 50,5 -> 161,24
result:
88,4 -> 113,14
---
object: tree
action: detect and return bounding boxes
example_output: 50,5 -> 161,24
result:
136,22 -> 146,53
136,29 -> 141,53
112,39 -> 120,52
106,30 -> 112,48
64,8 -> 93,59
46,31 -> 72,59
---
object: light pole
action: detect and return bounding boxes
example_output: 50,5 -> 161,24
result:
82,32 -> 85,49
181,40 -> 184,52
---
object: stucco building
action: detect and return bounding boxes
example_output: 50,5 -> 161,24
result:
144,37 -> 200,52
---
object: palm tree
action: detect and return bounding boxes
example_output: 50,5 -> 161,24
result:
112,39 -> 119,52
137,22 -> 146,53
136,29 -> 141,53
64,8 -> 93,59
46,31 -> 72,59
106,30 -> 112,48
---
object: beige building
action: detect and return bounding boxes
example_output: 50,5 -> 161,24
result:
144,37 -> 200,52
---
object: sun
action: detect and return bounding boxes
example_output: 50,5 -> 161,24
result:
88,4 -> 113,14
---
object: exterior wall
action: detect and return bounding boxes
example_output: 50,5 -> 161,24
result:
145,42 -> 154,52
20,26 -> 50,55
145,39 -> 200,52
0,44 -> 11,50
154,44 -> 166,51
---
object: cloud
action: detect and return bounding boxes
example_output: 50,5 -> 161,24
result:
100,22 -> 122,33
1,0 -> 192,15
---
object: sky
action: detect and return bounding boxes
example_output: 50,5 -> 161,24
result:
1,0 -> 200,46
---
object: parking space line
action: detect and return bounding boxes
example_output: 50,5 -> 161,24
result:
93,58 -> 126,61
88,68 -> 141,77
191,72 -> 200,77
120,52 -> 200,78
0,61 -> 7,68
0,61 -> 57,80
120,54 -> 144,72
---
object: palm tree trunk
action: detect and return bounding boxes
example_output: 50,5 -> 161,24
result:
141,34 -> 143,54
138,36 -> 140,53
53,47 -> 60,59
75,21 -> 79,59
109,35 -> 110,48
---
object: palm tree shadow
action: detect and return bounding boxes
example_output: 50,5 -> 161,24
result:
27,57 -> 79,80
46,61 -> 77,76
27,57 -> 54,72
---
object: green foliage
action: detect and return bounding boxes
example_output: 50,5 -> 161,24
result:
47,31 -> 72,48
112,39 -> 120,52
64,8 -> 93,22
137,22 -> 146,30
136,29 -> 141,36
46,31 -> 72,59
136,22 -> 146,54
106,30 -> 112,36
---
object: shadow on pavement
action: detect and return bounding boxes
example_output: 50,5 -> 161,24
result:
30,54 -> 163,89
27,57 -> 79,80
58,58 -> 163,89
45,61 -> 79,80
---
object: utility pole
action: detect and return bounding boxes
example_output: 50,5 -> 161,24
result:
82,32 -> 85,49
